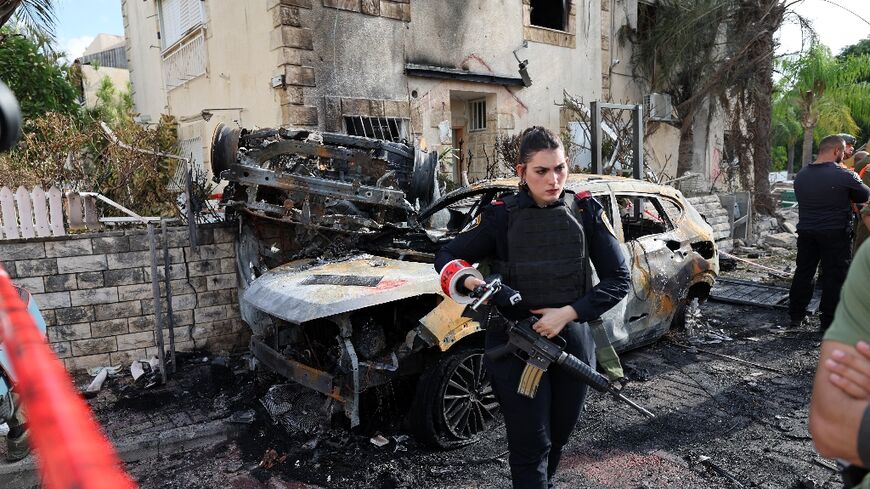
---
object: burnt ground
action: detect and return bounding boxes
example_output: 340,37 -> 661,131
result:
5,256 -> 837,489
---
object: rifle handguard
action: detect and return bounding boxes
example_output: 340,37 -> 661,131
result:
555,351 -> 610,392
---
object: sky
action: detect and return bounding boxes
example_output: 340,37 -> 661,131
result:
777,0 -> 869,56
53,0 -> 124,63
48,0 -> 869,61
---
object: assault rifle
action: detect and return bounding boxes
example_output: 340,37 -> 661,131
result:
470,279 -> 655,419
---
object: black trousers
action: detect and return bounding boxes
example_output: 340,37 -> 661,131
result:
788,229 -> 852,329
484,320 -> 595,489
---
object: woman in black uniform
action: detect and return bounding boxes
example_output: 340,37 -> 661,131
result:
435,126 -> 631,489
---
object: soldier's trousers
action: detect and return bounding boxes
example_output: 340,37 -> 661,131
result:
484,320 -> 595,489
788,229 -> 851,330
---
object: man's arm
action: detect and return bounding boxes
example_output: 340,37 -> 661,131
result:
863,213 -> 870,233
846,172 -> 870,203
809,340 -> 870,466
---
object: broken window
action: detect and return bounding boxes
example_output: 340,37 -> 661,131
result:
158,0 -> 205,49
656,197 -> 683,224
344,116 -> 409,142
616,194 -> 673,241
469,99 -> 487,132
530,0 -> 568,31
636,0 -> 657,41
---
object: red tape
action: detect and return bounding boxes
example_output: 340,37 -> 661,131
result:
0,269 -> 136,489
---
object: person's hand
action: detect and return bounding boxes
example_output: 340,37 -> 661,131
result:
825,340 -> 870,400
529,306 -> 578,339
463,276 -> 486,295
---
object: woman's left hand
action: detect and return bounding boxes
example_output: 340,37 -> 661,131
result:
529,306 -> 578,339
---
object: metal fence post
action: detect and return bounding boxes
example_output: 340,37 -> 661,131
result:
632,103 -> 644,180
148,223 -> 167,384
161,219 -> 176,373
590,101 -> 601,174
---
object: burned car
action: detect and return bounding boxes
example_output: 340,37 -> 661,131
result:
211,125 -> 719,447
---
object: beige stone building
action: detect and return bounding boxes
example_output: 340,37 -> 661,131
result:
121,0 -> 717,187
76,34 -> 131,110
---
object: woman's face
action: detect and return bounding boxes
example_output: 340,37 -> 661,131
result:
517,148 -> 568,206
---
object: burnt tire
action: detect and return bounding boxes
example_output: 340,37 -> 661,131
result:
409,346 -> 500,449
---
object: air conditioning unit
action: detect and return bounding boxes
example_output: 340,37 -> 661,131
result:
644,93 -> 673,122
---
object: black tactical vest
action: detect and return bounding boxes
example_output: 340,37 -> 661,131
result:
495,193 -> 587,310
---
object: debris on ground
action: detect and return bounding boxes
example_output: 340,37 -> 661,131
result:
370,435 -> 389,447
259,448 -> 287,469
130,357 -> 165,388
764,232 -> 797,249
82,366 -> 121,398
0,264 -> 833,488
227,409 -> 256,425
83,367 -> 110,398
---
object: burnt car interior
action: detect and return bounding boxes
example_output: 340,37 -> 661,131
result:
617,195 -> 675,241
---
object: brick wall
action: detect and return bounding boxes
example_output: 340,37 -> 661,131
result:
0,224 -> 249,372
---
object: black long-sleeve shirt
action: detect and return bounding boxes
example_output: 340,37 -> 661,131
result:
434,190 -> 631,322
794,162 -> 870,231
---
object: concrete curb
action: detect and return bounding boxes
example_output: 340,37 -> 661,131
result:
0,418 -> 246,488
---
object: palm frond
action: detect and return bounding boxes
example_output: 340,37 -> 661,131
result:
10,0 -> 55,41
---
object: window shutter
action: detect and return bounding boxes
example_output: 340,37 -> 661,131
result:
160,0 -> 205,49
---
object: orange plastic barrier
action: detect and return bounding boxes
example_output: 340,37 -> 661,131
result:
0,268 -> 137,489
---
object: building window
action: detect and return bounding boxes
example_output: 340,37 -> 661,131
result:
344,116 -> 409,142
530,0 -> 568,31
158,0 -> 206,50
469,99 -> 487,132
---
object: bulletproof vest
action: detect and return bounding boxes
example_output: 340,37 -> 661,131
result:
496,194 -> 586,309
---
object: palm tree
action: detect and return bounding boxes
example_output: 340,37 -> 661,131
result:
780,44 -> 870,168
771,87 -> 802,176
0,0 -> 56,40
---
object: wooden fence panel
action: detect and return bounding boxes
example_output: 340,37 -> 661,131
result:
47,187 -> 65,237
66,191 -> 86,232
83,195 -> 100,231
0,187 -> 18,239
15,186 -> 35,239
0,187 -> 114,239
31,186 -> 51,237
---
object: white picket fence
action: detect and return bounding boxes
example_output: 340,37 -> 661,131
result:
0,186 -> 101,240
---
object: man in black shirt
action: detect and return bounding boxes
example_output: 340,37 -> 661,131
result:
789,134 -> 870,331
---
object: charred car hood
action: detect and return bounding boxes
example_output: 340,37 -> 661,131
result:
243,254 -> 440,324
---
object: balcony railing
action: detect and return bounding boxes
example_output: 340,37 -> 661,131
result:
162,30 -> 207,90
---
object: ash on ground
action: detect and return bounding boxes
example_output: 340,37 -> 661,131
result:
44,239 -> 841,488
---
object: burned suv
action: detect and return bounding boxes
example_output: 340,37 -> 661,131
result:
211,125 -> 718,448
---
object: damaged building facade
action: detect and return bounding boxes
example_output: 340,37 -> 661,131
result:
121,0 -> 725,187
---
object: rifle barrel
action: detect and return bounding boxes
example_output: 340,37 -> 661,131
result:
612,391 -> 656,418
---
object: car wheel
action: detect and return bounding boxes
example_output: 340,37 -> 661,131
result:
409,346 -> 500,448
671,297 -> 703,332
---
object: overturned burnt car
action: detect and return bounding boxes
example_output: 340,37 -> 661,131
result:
211,125 -> 719,448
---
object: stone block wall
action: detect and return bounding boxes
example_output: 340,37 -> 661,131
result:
1,224 -> 249,372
